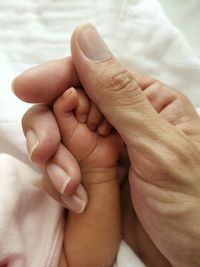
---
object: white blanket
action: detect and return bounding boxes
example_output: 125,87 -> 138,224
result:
0,0 -> 200,266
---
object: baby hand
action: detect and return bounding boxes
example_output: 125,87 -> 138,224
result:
53,87 -> 122,185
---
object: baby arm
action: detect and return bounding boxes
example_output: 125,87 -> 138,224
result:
53,88 -> 122,267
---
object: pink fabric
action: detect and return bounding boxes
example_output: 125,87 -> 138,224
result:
0,123 -> 64,267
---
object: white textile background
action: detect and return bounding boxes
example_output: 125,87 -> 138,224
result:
0,0 -> 200,266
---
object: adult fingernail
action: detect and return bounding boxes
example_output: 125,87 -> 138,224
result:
26,130 -> 39,157
61,184 -> 87,213
76,23 -> 111,62
47,164 -> 71,194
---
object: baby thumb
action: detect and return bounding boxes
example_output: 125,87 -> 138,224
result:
71,24 -> 164,146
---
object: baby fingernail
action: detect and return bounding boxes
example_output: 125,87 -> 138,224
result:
61,184 -> 87,213
77,114 -> 87,123
47,164 -> 71,194
26,130 -> 39,157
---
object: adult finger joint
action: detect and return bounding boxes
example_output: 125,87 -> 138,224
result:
108,69 -> 139,95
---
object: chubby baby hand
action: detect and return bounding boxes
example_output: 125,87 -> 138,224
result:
53,87 -> 122,185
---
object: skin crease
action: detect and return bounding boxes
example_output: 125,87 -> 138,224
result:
13,57 -> 200,267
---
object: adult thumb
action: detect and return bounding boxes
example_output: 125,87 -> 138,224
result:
71,24 -> 168,147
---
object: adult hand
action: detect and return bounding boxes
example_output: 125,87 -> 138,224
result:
12,24 -> 200,266
13,58 -> 88,214
68,24 -> 200,267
